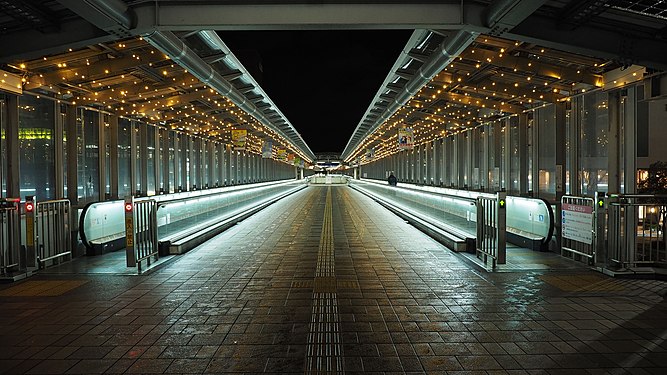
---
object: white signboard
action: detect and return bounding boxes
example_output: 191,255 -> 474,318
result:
562,203 -> 593,244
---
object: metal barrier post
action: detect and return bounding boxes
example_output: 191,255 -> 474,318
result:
496,192 -> 507,265
594,192 -> 607,267
124,197 -> 136,267
24,196 -> 38,269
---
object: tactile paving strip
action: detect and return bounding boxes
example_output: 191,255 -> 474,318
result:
540,274 -> 626,292
0,280 -> 88,296
305,187 -> 344,374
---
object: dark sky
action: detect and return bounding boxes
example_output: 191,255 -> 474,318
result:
219,30 -> 412,154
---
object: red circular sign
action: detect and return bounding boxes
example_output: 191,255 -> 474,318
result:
25,203 -> 34,212
125,203 -> 133,212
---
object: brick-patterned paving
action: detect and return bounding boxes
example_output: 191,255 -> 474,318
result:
1,186 -> 666,374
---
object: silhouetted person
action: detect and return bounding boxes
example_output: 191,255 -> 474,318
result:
388,173 -> 397,186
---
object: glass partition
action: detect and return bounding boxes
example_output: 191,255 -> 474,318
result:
537,105 -> 556,201
78,107 -> 99,202
118,118 -> 132,198
19,95 -> 56,200
134,122 -> 142,195
146,125 -> 156,195
509,116 -> 520,194
168,132 -> 175,193
579,91 -> 609,196
1,98 -> 5,197
103,114 -> 111,198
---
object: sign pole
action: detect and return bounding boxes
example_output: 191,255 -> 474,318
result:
124,197 -> 136,267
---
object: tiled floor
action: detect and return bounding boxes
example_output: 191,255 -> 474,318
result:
1,185 -> 667,374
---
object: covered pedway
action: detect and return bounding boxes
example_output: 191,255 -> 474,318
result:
1,1 -> 667,373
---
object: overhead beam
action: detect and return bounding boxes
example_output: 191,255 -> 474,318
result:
30,50 -> 169,87
460,48 -> 603,86
420,91 -> 525,114
508,15 -> 667,71
483,0 -> 548,36
0,18 -> 115,63
132,3 -> 464,31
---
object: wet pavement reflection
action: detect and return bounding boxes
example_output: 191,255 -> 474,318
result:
0,186 -> 666,374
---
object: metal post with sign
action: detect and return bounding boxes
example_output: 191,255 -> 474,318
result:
24,196 -> 37,269
124,197 -> 136,267
594,191 -> 607,267
496,191 -> 507,265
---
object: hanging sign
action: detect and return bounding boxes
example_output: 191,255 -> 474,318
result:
366,147 -> 375,160
262,140 -> 273,158
231,129 -> 247,150
398,127 -> 414,150
277,149 -> 287,161
287,153 -> 295,163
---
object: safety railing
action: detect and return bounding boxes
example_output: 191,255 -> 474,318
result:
560,195 -> 597,264
476,192 -> 506,268
27,199 -> 72,269
0,198 -> 22,278
124,198 -> 158,273
607,194 -> 667,269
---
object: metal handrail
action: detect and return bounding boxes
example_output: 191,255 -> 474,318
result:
359,178 -> 479,203
475,192 -> 507,268
606,194 -> 667,269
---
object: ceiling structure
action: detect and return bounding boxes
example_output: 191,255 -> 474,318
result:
0,0 -> 666,165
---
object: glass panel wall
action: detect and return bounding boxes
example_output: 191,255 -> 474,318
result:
158,129 -> 165,193
579,91 -> 609,196
118,118 -> 132,198
527,114 -> 534,193
61,104 -> 68,198
146,124 -> 156,195
0,98 -> 6,197
471,127 -> 482,190
537,105 -> 556,201
134,123 -> 141,195
168,132 -> 175,193
18,95 -> 55,200
103,114 -> 111,198
508,116 -> 520,194
488,123 -> 499,191
78,108 -> 99,202
458,132 -> 468,187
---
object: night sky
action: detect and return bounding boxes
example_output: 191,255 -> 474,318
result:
219,30 -> 412,154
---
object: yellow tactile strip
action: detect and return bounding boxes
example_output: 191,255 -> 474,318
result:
0,280 -> 88,297
539,274 -> 626,292
306,187 -> 344,374
291,279 -> 359,290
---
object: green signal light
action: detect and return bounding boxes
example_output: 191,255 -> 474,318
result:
499,199 -> 506,208
598,199 -> 604,207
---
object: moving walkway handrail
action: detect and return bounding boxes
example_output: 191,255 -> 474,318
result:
354,178 -> 554,245
80,179 -> 303,250
359,178 -> 483,202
